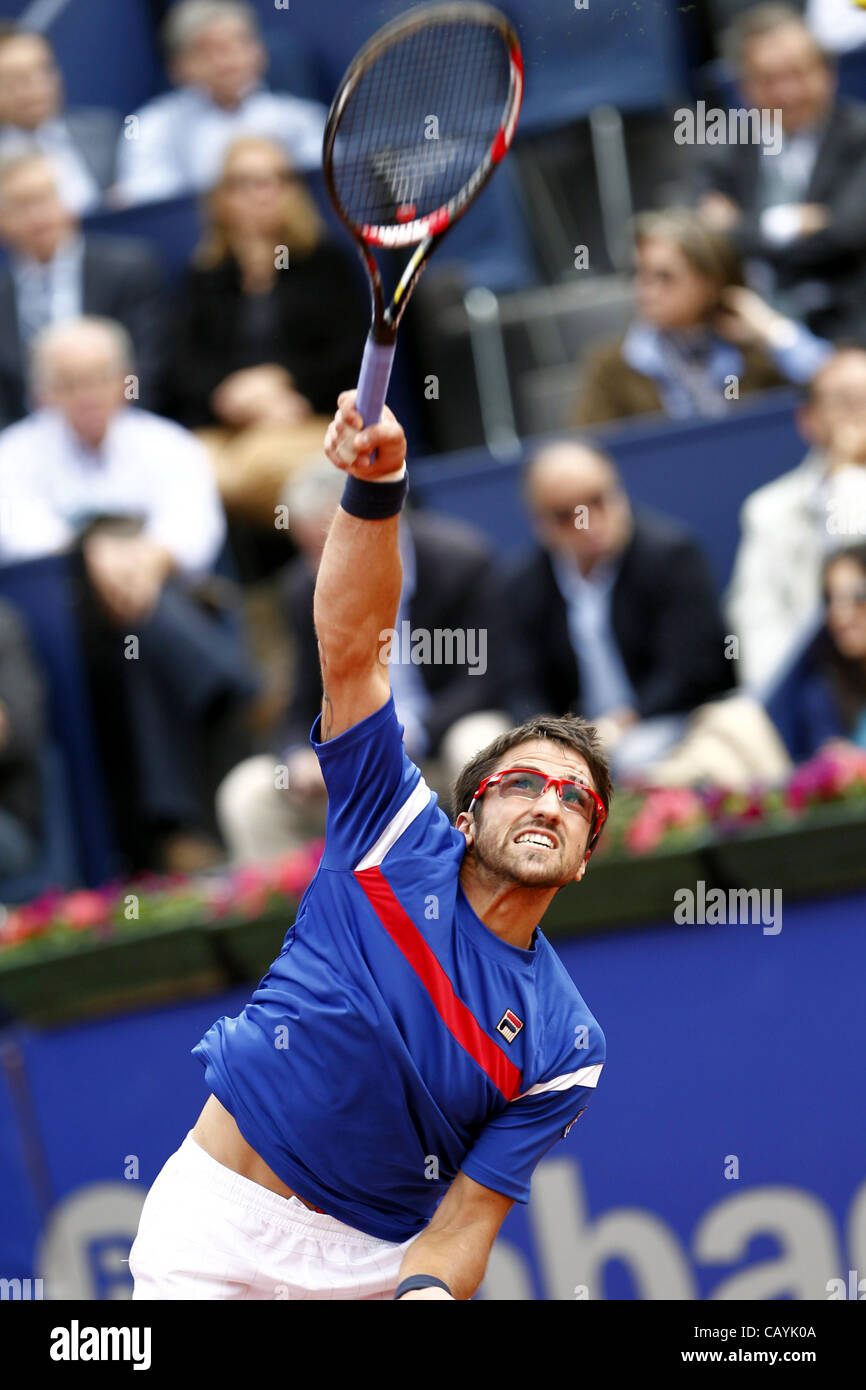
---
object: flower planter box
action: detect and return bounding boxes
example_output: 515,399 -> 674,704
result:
541,840 -> 714,937
0,922 -> 226,1026
2,805 -> 866,1025
705,803 -> 866,898
208,911 -> 295,984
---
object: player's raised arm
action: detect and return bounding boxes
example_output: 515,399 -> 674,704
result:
314,390 -> 408,742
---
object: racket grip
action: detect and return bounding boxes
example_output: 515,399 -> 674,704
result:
339,336 -> 396,465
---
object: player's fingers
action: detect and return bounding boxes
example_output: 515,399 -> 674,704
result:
353,419 -> 405,460
324,420 -> 354,470
335,435 -> 360,466
335,391 -> 363,430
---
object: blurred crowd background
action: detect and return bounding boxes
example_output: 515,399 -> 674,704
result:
0,0 -> 864,897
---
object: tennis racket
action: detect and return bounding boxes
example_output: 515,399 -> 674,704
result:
322,1 -> 524,462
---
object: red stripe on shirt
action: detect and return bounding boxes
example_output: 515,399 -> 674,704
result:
354,865 -> 522,1101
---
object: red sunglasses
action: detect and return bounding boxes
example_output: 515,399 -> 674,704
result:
469,766 -> 607,842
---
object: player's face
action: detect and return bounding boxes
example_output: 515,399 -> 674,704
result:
465,739 -> 597,889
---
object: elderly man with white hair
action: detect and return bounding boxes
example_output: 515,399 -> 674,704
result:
114,0 -> 327,206
0,315 -> 259,872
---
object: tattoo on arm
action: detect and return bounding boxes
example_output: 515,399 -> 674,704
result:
322,691 -> 333,741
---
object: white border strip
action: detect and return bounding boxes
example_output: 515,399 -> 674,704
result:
517,1063 -> 603,1101
354,777 -> 432,872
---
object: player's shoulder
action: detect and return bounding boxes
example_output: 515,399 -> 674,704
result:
533,935 -> 606,1063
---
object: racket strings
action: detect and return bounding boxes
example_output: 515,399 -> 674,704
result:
331,20 -> 511,229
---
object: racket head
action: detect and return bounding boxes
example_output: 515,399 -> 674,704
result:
322,2 -> 523,258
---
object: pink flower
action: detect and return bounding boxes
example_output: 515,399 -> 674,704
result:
61,890 -> 111,930
624,809 -> 665,855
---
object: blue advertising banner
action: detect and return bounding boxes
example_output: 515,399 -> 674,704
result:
0,891 -> 863,1301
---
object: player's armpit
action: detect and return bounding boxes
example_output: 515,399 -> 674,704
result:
394,1171 -> 514,1301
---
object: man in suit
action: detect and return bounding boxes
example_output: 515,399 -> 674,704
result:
0,316 -> 258,873
506,439 -> 736,776
693,4 -> 866,342
0,26 -> 118,212
0,151 -> 167,426
216,460 -> 513,861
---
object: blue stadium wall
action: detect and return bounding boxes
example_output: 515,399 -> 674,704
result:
0,891 -> 863,1300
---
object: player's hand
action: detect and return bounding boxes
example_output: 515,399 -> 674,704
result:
324,391 -> 407,480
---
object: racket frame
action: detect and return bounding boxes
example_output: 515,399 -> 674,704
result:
322,1 -> 524,350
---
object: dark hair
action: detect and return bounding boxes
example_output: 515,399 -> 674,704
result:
451,712 -> 613,851
821,544 -> 866,733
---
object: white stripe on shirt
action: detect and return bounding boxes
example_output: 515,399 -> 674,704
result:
354,777 -> 433,871
517,1063 -> 603,1101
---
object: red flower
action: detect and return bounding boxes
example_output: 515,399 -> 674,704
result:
61,890 -> 111,930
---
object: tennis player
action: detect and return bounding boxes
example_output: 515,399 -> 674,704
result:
129,391 -> 611,1301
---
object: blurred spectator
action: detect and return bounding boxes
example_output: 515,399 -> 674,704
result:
693,4 -> 866,341
114,0 -> 327,205
0,599 -> 46,880
164,137 -> 368,523
805,0 -> 866,54
726,346 -> 866,691
216,461 -> 512,861
765,543 -> 866,760
0,317 -> 258,872
506,439 -> 736,777
0,151 -> 167,425
570,208 -> 828,427
0,26 -> 118,213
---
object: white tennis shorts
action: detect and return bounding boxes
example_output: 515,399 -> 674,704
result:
129,1132 -> 418,1300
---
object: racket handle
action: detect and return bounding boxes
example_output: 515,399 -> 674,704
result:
337,336 -> 396,464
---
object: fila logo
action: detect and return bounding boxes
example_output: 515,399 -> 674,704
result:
496,1009 -> 524,1044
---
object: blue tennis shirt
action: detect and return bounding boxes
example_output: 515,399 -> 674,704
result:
193,693 -> 605,1242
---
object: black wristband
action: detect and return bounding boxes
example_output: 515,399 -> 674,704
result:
393,1274 -> 453,1300
340,469 -> 408,520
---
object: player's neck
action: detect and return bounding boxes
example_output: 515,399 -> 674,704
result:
459,859 -> 556,951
